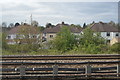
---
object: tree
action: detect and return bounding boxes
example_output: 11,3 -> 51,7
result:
31,20 -> 39,27
71,24 -> 82,29
46,23 -> 55,28
38,26 -> 45,32
109,21 -> 115,26
8,23 -> 14,27
76,24 -> 82,28
52,26 -> 77,52
81,28 -> 104,45
9,25 -> 42,53
83,23 -> 87,29
16,25 -> 40,44
2,22 -> 7,27
92,21 -> 95,24
79,28 -> 106,53
15,23 -> 20,27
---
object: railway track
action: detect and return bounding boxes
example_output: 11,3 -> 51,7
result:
1,54 -> 120,80
1,54 -> 120,60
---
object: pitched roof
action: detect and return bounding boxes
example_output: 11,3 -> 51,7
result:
90,22 -> 119,32
7,25 -> 39,34
43,23 -> 82,33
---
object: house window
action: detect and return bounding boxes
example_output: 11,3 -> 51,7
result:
33,35 -> 36,38
116,33 -> 119,36
7,36 -> 11,39
50,35 -> 53,38
106,32 -> 110,36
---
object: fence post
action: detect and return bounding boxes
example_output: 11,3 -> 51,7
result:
117,63 -> 120,77
86,63 -> 91,77
53,64 -> 58,76
20,64 -> 26,77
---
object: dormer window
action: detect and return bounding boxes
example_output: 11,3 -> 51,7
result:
106,32 -> 110,36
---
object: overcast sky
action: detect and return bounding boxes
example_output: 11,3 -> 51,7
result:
0,0 -> 119,26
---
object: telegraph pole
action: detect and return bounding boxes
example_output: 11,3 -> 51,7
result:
30,14 -> 32,25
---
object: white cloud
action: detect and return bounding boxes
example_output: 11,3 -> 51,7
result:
1,2 -> 118,26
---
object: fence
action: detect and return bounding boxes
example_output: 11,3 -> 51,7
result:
1,61 -> 120,80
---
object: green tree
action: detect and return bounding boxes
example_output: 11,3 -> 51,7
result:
46,23 -> 55,28
83,23 -> 87,29
79,28 -> 106,53
52,26 -> 77,53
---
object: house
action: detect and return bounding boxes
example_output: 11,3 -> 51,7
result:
90,22 -> 120,43
6,24 -> 40,44
110,37 -> 120,45
42,22 -> 82,42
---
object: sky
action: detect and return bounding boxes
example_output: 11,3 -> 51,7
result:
0,0 -> 119,26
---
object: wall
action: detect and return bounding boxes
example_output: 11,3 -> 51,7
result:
101,32 -> 120,40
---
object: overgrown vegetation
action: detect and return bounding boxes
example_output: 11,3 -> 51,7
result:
2,25 -> 119,55
7,44 -> 39,53
51,26 -> 77,53
2,33 -> 8,50
76,28 -> 108,54
110,43 -> 120,53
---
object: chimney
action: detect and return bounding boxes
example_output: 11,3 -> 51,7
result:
62,22 -> 64,24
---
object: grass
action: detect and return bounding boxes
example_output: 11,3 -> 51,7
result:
1,49 -> 118,55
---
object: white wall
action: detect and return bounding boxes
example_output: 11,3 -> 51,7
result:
101,32 -> 120,40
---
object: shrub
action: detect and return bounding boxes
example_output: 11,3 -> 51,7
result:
110,43 -> 120,53
52,26 -> 77,53
8,44 -> 39,53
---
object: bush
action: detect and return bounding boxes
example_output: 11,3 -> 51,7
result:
52,26 -> 77,53
110,43 -> 120,53
8,44 -> 39,53
74,44 -> 109,54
